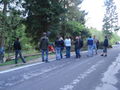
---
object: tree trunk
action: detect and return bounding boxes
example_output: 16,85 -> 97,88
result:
0,0 -> 7,63
0,35 -> 5,63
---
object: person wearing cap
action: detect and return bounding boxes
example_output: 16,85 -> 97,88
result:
39,32 -> 49,62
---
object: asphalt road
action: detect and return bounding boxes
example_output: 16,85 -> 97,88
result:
0,45 -> 120,90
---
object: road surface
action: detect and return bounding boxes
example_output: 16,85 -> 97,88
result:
0,45 -> 120,90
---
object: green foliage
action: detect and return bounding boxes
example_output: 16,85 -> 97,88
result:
103,0 -> 119,38
90,28 -> 120,45
5,24 -> 33,51
22,0 -> 88,44
65,21 -> 90,38
110,33 -> 120,44
23,0 -> 66,44
89,28 -> 104,42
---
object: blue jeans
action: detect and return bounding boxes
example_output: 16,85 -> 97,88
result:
66,46 -> 71,58
15,50 -> 26,64
87,45 -> 93,56
0,47 -> 4,63
93,44 -> 97,54
103,46 -> 107,53
60,47 -> 64,59
41,49 -> 48,62
75,48 -> 80,58
56,47 -> 61,60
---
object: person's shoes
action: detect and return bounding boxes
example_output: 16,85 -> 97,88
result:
87,55 -> 89,57
104,55 -> 107,57
23,61 -> 26,63
101,54 -> 103,56
42,60 -> 44,62
45,61 -> 49,63
79,55 -> 81,58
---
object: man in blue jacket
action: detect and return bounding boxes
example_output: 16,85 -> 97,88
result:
87,36 -> 94,57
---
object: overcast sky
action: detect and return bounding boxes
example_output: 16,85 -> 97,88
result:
81,0 -> 120,33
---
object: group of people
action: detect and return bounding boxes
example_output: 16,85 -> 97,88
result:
13,32 -> 109,64
39,32 -> 109,63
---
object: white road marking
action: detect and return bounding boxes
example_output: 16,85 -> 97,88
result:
95,53 -> 120,90
0,62 -> 44,74
0,58 -> 56,74
60,60 -> 104,90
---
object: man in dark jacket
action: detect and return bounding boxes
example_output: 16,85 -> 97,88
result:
14,38 -> 26,64
40,32 -> 49,62
74,36 -> 83,58
60,37 -> 64,59
55,37 -> 61,60
101,36 -> 109,56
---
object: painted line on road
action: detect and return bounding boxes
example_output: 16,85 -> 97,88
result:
60,60 -> 104,90
0,62 -> 44,74
95,53 -> 120,90
0,51 -> 87,74
0,58 -> 56,74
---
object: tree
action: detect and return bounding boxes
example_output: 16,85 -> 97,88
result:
22,0 -> 65,44
60,0 -> 87,37
0,0 -> 26,62
65,21 -> 90,38
0,0 -> 8,63
102,0 -> 119,38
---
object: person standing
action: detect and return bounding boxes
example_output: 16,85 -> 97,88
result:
14,38 -> 26,64
93,35 -> 98,54
96,40 -> 99,50
40,32 -> 49,62
101,36 -> 109,57
0,47 -> 4,63
87,36 -> 94,57
74,36 -> 80,58
55,37 -> 61,60
79,36 -> 83,57
64,36 -> 71,58
74,36 -> 83,58
60,37 -> 64,59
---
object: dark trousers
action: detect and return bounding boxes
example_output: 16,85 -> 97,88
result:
75,48 -> 80,58
0,53 -> 4,63
15,50 -> 26,64
103,46 -> 107,53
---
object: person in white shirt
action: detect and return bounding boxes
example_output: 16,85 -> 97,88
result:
64,36 -> 71,58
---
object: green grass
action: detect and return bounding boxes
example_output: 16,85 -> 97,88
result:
0,52 -> 55,66
0,55 -> 40,66
5,49 -> 39,57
